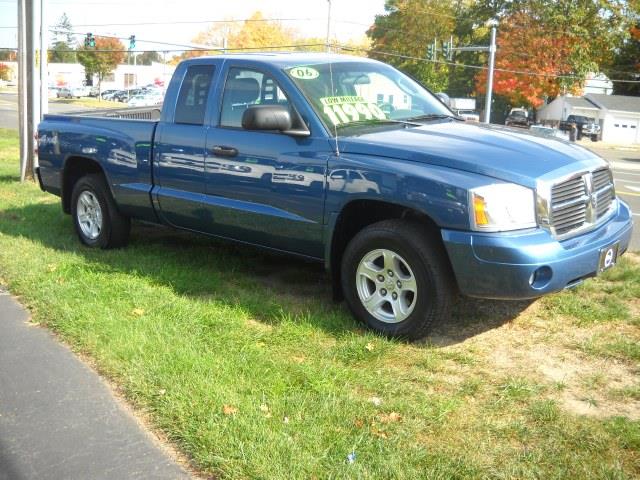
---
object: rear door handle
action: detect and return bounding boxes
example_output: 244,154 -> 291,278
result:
211,145 -> 238,158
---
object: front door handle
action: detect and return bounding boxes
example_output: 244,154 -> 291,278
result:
211,145 -> 238,158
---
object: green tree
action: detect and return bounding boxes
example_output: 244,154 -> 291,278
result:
0,51 -> 16,61
135,50 -> 162,65
466,0 -> 634,106
367,0 -> 458,92
77,36 -> 125,94
49,13 -> 76,63
606,23 -> 640,95
0,63 -> 10,81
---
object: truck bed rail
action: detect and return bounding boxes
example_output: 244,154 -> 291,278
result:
71,106 -> 162,121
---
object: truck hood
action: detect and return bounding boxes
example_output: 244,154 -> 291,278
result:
338,120 -> 607,188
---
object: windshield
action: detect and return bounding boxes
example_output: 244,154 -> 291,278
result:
284,61 -> 453,133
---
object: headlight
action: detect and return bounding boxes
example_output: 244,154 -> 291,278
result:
469,183 -> 537,232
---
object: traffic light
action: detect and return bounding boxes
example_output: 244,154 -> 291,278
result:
442,41 -> 450,60
129,35 -> 136,50
426,43 -> 435,61
84,33 -> 95,48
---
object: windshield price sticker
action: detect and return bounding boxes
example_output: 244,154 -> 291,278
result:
319,96 -> 387,126
288,66 -> 320,80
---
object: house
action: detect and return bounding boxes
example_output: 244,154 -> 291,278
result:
586,94 -> 640,145
537,93 -> 640,144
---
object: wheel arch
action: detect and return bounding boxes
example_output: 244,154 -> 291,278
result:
326,199 -> 455,300
61,156 -> 108,214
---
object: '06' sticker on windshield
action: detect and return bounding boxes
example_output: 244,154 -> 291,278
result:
320,96 -> 388,126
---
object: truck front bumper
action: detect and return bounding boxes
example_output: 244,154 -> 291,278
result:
441,199 -> 634,299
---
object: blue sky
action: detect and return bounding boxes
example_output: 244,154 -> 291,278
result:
0,0 -> 386,51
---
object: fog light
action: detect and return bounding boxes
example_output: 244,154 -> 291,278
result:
529,266 -> 552,289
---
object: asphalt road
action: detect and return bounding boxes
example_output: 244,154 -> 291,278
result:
0,92 -> 637,249
583,143 -> 640,251
0,91 -> 90,130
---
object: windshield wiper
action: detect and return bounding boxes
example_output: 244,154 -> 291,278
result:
405,113 -> 457,122
335,119 -> 418,130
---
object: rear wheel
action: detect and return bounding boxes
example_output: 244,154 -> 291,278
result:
341,219 -> 454,340
71,174 -> 130,249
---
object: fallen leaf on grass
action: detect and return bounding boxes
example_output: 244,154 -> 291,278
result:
131,308 -> 145,316
378,411 -> 402,423
47,264 -> 57,272
259,404 -> 272,417
368,396 -> 383,406
223,405 -> 238,415
158,389 -> 166,396
365,342 -> 375,351
371,428 -> 389,439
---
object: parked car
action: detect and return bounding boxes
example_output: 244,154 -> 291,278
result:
100,89 -> 119,100
56,86 -> 87,99
559,115 -> 601,141
505,108 -> 531,128
455,109 -> 480,122
47,87 -> 60,99
127,92 -> 163,107
113,89 -> 145,103
36,53 -> 633,340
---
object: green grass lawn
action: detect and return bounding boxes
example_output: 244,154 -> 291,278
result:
49,97 -> 123,109
0,128 -> 639,479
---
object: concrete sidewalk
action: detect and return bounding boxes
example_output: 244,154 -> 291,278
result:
0,289 -> 189,480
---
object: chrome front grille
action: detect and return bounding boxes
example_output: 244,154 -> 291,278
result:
551,177 -> 588,235
547,167 -> 616,238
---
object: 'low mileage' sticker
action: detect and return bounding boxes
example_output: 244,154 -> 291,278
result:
319,96 -> 387,126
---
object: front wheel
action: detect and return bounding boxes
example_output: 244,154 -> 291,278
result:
71,174 -> 130,249
341,220 -> 454,340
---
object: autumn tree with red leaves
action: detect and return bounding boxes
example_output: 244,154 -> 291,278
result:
475,13 -> 583,108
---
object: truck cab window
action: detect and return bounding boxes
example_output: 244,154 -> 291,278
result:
174,65 -> 215,125
220,68 -> 290,128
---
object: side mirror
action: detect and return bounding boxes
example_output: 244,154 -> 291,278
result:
242,105 -> 310,137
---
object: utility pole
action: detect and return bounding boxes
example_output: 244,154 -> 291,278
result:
39,0 -> 47,121
449,21 -> 498,124
17,0 -> 27,182
325,0 -> 332,53
18,0 -> 37,182
483,23 -> 497,124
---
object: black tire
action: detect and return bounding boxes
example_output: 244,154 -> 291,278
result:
341,219 -> 455,340
70,173 -> 130,249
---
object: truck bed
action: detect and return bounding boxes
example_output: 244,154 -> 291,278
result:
37,111 -> 159,222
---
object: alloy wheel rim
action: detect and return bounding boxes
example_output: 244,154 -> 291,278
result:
356,248 -> 417,323
77,191 -> 103,240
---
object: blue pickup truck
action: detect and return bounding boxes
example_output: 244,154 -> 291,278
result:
36,53 -> 633,339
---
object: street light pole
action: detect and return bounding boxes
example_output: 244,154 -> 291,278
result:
483,23 -> 497,124
326,0 -> 332,53
40,0 -> 47,121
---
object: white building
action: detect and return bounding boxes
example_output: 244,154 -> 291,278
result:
537,94 -> 640,144
0,61 -> 174,91
99,62 -> 175,91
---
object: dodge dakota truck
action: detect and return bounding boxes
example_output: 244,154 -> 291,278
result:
36,53 -> 634,339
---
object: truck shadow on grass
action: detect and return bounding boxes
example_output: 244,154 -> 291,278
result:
0,201 -> 533,345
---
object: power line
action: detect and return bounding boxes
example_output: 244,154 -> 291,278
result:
336,44 -> 640,84
0,16 -> 321,29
